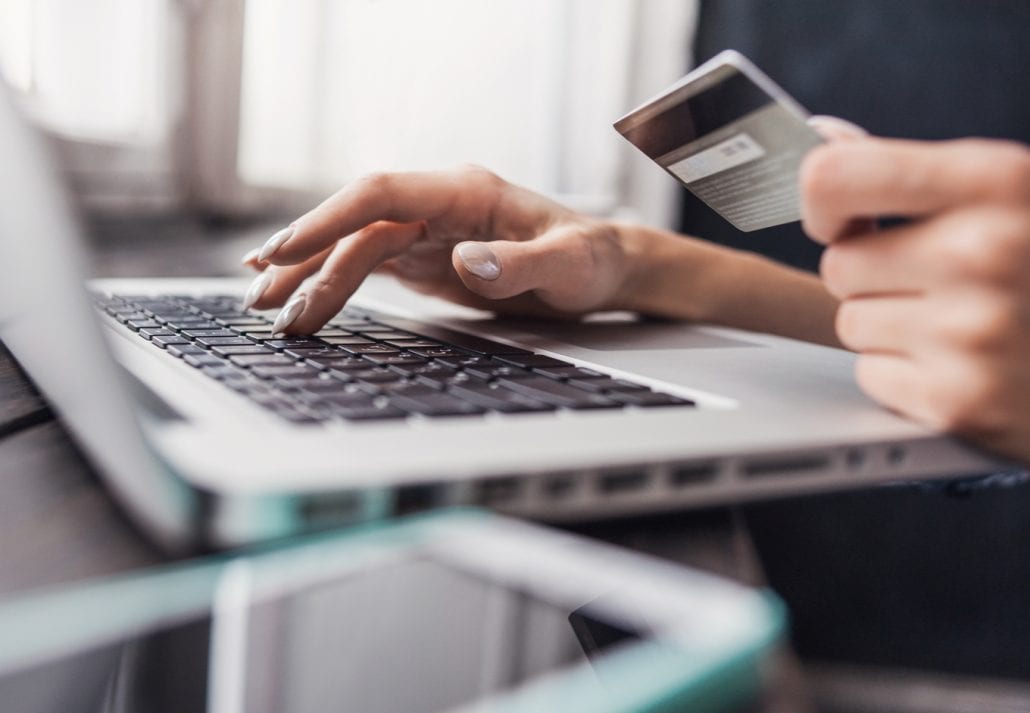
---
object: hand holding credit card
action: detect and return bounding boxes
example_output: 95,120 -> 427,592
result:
615,50 -> 824,232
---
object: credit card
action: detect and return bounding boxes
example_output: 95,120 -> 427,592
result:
614,50 -> 824,232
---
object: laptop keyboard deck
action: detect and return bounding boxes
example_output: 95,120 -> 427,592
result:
94,293 -> 694,424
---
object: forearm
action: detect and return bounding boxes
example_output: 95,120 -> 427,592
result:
613,222 -> 843,347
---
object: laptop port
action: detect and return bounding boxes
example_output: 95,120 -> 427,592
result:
542,475 -> 577,499
887,445 -> 907,466
597,469 -> 650,495
474,477 -> 522,505
742,454 -> 830,478
300,491 -> 364,527
669,463 -> 717,487
394,482 -> 446,515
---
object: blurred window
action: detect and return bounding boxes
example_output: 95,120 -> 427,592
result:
0,0 -> 171,144
0,0 -> 694,225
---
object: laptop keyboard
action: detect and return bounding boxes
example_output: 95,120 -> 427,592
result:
94,293 -> 695,424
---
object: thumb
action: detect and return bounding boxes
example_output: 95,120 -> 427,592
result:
452,230 -> 592,302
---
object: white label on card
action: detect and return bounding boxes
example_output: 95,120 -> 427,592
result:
667,133 -> 766,183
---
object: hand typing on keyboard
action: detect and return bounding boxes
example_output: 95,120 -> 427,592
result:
237,126 -> 1030,466
240,165 -> 635,335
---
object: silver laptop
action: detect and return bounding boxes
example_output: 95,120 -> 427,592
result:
0,82 -> 1003,551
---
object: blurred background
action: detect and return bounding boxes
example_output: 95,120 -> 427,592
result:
0,0 -> 692,232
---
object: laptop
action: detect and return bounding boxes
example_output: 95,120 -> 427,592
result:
0,81 -> 1002,551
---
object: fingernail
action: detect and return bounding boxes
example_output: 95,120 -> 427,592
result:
807,115 -> 868,139
272,294 -> 306,334
258,226 -> 295,262
241,271 -> 272,310
241,247 -> 263,266
457,242 -> 501,281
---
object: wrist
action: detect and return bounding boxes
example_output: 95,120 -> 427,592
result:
607,222 -> 727,321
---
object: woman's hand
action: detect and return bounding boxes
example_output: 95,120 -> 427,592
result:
241,165 -> 632,334
801,137 -> 1030,463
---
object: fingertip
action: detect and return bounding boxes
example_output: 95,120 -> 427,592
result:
808,114 -> 868,142
454,242 -> 502,282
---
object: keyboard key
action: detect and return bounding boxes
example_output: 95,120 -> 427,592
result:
413,371 -> 479,390
387,362 -> 459,379
495,377 -> 621,409
532,366 -> 605,380
319,336 -> 375,346
360,353 -> 428,366
376,319 -> 532,355
446,382 -> 554,413
341,367 -> 405,384
167,344 -> 208,358
251,365 -> 320,380
608,391 -> 695,408
217,317 -> 268,327
115,312 -> 149,324
283,347 -> 346,360
321,398 -> 408,421
228,354 -> 297,368
184,354 -> 226,368
313,329 -> 356,338
567,377 -> 649,393
407,346 -> 473,358
307,356 -> 369,371
461,364 -> 533,381
212,345 -> 276,357
139,327 -> 175,338
382,339 -> 442,349
435,355 -> 491,369
493,354 -> 573,369
151,335 -> 192,348
181,329 -> 239,338
164,319 -> 217,330
200,366 -> 249,381
338,343 -> 401,355
195,336 -> 256,347
387,386 -> 485,417
353,331 -> 413,341
263,338 -> 326,350
126,319 -> 161,331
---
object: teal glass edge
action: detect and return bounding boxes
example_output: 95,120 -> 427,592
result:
0,507 -> 787,713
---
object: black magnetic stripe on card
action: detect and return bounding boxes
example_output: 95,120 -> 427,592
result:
618,71 -> 771,159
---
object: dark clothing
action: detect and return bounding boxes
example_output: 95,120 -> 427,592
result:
689,0 -> 1030,679
684,0 -> 1030,271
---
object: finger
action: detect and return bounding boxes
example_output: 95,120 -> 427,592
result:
819,218 -> 942,299
853,353 -> 938,424
277,221 -> 425,334
807,115 -> 868,141
262,166 -> 506,266
241,247 -> 270,272
246,246 -> 333,310
451,225 -> 613,310
800,137 -> 1028,244
818,208 -> 1007,299
835,296 -> 926,355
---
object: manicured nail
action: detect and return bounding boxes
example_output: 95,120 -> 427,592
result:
241,271 -> 272,310
241,247 -> 263,266
807,115 -> 868,139
258,226 -> 294,262
457,242 -> 501,281
272,294 -> 306,334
